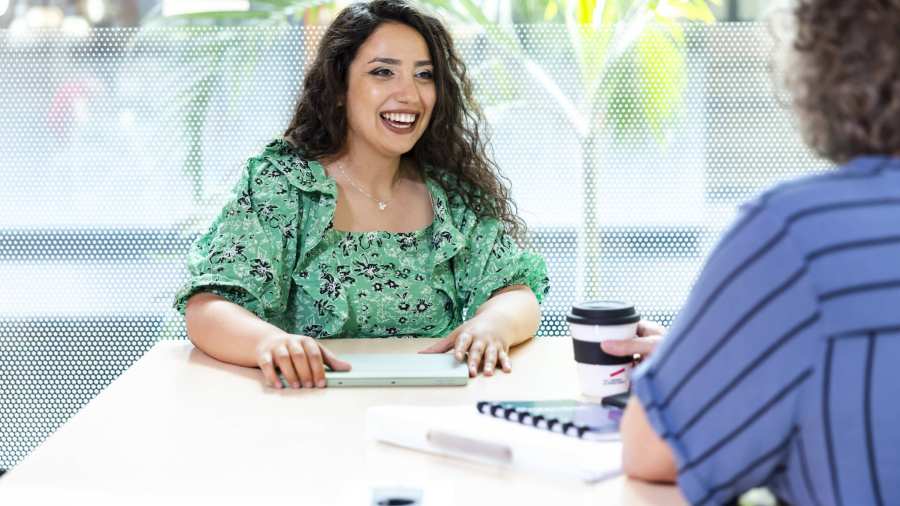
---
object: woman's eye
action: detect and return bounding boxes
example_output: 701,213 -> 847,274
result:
416,70 -> 434,80
370,68 -> 393,77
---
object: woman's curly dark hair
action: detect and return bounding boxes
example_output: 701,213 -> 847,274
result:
785,0 -> 900,163
283,0 -> 525,240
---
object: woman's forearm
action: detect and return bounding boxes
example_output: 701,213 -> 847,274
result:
184,292 -> 285,368
474,285 -> 541,347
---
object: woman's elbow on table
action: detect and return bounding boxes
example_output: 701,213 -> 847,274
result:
183,293 -> 217,348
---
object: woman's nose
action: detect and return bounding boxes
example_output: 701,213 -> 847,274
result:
393,75 -> 420,105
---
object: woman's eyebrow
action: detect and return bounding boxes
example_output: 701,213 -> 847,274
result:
367,57 -> 433,67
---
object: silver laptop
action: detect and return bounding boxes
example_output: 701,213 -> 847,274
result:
325,353 -> 469,387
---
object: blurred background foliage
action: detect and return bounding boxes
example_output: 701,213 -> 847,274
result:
148,0 -> 719,138
141,0 -> 719,299
140,0 -> 719,195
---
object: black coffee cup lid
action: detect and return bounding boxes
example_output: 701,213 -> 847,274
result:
566,301 -> 640,326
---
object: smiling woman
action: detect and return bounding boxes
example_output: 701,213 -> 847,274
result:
330,21 -> 437,216
174,0 -> 549,391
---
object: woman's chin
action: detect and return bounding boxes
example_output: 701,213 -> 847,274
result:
377,141 -> 422,158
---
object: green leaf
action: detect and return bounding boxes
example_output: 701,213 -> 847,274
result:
455,0 -> 494,25
635,24 -> 685,132
544,1 -> 560,21
598,0 -> 620,30
575,0 -> 596,25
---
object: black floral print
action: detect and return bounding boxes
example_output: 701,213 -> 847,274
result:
415,299 -> 432,313
302,324 -> 323,337
237,188 -> 254,213
396,233 -> 418,251
249,259 -> 274,282
174,139 -> 549,340
209,237 -> 247,264
319,272 -> 342,299
353,258 -> 382,280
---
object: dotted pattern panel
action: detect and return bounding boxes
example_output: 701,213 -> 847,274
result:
0,23 -> 824,471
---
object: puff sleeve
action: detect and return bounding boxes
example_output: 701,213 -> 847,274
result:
173,156 -> 299,327
453,215 -> 549,320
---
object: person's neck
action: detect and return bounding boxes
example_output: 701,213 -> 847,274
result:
336,145 -> 404,197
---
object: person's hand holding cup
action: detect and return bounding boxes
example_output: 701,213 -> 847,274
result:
567,301 -> 663,401
601,319 -> 665,359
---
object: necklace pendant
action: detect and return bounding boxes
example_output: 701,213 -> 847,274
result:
378,201 -> 387,211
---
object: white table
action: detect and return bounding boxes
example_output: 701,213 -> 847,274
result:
0,338 -> 685,505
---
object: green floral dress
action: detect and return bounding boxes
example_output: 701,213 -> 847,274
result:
174,139 -> 549,339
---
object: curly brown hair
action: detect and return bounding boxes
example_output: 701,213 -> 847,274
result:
785,0 -> 900,163
283,0 -> 525,240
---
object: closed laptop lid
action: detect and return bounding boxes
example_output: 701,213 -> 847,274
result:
325,353 -> 469,383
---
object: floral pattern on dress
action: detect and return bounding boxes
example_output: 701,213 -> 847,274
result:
291,225 -> 453,338
174,139 -> 549,338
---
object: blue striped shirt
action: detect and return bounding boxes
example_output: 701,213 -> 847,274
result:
632,156 -> 900,506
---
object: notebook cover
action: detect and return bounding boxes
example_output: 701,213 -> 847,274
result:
366,405 -> 622,483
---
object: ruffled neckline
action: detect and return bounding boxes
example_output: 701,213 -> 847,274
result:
260,138 -> 466,268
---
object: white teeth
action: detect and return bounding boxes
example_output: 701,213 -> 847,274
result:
382,112 -> 417,125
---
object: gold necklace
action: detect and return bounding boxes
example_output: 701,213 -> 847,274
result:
334,160 -> 395,211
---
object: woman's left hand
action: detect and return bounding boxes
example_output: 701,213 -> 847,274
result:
418,316 -> 513,377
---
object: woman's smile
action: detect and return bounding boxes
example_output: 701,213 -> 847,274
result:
380,110 -> 420,133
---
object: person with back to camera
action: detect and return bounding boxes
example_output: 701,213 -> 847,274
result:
604,0 -> 900,504
173,0 -> 549,390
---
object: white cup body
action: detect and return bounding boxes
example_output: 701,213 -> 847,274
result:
575,362 -> 634,400
569,321 -> 638,400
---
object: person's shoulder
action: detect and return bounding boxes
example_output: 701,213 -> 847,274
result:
426,169 -> 496,236
744,156 -> 896,220
426,168 -> 496,215
426,168 -> 469,203
244,138 -> 329,194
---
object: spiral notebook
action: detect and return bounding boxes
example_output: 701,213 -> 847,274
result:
476,400 -> 621,441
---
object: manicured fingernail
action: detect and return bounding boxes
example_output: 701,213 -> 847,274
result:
292,382 -> 300,389
303,381 -> 312,388
317,380 -> 326,388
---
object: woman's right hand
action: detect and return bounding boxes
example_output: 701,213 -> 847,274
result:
255,333 -> 351,389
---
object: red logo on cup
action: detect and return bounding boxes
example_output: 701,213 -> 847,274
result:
609,367 -> 626,378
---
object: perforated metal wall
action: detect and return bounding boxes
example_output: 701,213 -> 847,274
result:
0,23 -> 825,470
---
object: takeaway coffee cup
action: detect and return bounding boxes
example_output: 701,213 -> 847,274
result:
567,301 -> 640,400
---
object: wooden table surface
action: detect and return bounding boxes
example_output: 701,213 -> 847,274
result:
0,337 -> 685,505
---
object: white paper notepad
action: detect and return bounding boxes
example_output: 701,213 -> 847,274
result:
366,405 -> 622,483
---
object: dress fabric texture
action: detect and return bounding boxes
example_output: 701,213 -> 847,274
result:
174,139 -> 549,338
